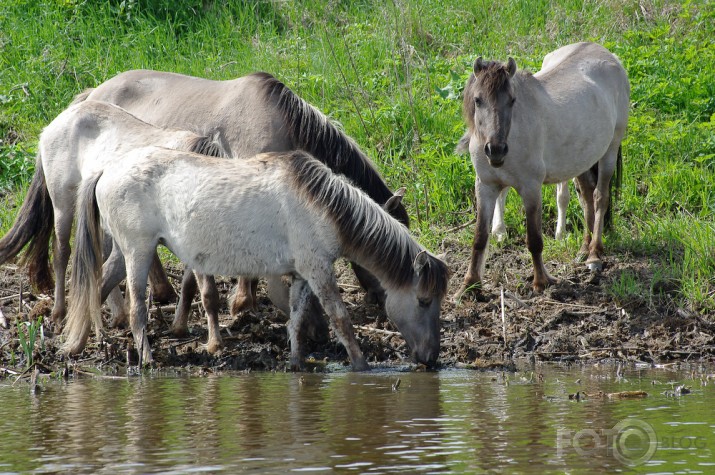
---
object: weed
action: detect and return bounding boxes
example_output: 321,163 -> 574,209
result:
17,316 -> 44,368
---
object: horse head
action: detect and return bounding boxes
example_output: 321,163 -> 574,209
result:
384,250 -> 450,368
465,56 -> 517,168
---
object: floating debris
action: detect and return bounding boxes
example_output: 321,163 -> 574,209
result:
605,391 -> 648,399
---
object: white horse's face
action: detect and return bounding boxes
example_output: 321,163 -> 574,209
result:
385,287 -> 442,367
469,57 -> 517,168
383,251 -> 448,368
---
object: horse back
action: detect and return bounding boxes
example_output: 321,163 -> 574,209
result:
86,70 -> 290,159
536,42 -> 629,119
98,148 -> 337,278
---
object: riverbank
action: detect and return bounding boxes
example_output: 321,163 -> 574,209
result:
2,238 -> 712,377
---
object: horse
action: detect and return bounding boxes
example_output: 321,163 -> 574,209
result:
0,100 -> 225,325
62,148 -> 450,371
80,70 -> 409,325
461,177 -> 571,242
453,42 -> 629,299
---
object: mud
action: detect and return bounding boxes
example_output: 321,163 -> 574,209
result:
1,238 -> 713,376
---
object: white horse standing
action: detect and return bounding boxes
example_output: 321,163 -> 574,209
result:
454,42 -> 629,299
0,100 -> 223,325
63,148 -> 450,370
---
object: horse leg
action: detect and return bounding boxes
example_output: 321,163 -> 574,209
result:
586,145 -> 620,271
574,169 -> 597,261
304,269 -> 369,371
148,251 -> 176,304
286,278 -> 312,371
125,251 -> 154,365
555,181 -> 570,240
453,182 -> 500,301
351,263 -> 386,306
194,272 -> 223,354
267,275 -> 329,344
521,186 -> 557,292
100,239 -> 129,328
491,187 -> 509,241
172,268 -> 197,337
106,288 -> 127,328
230,277 -> 257,316
50,209 -> 72,326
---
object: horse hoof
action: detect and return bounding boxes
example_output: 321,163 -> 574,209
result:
352,359 -> 370,372
109,313 -> 129,329
206,340 -> 223,355
452,282 -> 477,304
586,261 -> 603,272
230,297 -> 256,317
171,325 -> 190,338
152,286 -> 177,305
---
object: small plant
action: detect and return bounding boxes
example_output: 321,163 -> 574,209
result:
17,316 -> 44,368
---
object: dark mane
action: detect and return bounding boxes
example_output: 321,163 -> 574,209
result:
187,134 -> 227,158
286,151 -> 448,297
251,72 -> 410,228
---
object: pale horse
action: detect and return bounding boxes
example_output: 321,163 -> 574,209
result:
62,148 -> 450,370
81,71 -> 409,326
454,42 -> 629,299
0,100 -> 224,326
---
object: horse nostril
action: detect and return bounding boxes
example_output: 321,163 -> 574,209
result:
484,143 -> 492,157
503,143 -> 509,156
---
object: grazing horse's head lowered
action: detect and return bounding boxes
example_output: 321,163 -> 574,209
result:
463,56 -> 517,167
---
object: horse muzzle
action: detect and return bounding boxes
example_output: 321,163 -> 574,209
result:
484,142 -> 508,168
412,347 -> 439,369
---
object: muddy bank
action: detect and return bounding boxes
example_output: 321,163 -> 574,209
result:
1,240 -> 713,377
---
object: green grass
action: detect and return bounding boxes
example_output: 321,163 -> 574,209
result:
1,0 -> 713,311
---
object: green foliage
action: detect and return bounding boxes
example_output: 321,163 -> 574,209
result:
17,316 -> 44,368
0,0 -> 713,311
0,142 -> 34,193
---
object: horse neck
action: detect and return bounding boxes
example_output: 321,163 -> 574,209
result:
288,152 -> 418,291
342,209 -> 422,293
255,73 -> 407,224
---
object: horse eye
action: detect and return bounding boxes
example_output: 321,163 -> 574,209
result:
474,97 -> 483,107
418,298 -> 432,308
510,97 -> 516,106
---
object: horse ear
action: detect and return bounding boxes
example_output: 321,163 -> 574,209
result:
455,132 -> 470,155
384,187 -> 406,213
413,250 -> 429,275
507,57 -> 517,77
473,57 -> 485,75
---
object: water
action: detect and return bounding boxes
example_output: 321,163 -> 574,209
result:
0,364 -> 713,474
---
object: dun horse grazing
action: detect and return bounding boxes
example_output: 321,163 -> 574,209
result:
454,42 -> 629,299
63,148 -> 450,370
81,70 -> 409,321
0,100 -> 224,325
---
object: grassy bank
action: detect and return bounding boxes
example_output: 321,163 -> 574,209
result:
1,0 -> 713,312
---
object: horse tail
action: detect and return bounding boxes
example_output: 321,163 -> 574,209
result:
0,154 -> 55,292
253,72 -> 409,227
70,88 -> 94,105
61,171 -> 104,356
605,145 -> 623,230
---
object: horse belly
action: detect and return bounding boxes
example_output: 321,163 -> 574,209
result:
161,190 -> 301,278
539,96 -> 618,183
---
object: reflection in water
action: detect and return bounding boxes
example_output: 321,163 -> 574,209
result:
0,365 -> 713,473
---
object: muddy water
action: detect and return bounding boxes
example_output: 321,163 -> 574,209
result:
0,364 -> 713,474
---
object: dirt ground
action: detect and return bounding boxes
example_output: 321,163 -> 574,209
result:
1,238 -> 713,376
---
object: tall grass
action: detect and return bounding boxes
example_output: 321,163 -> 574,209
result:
1,0 -> 712,311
